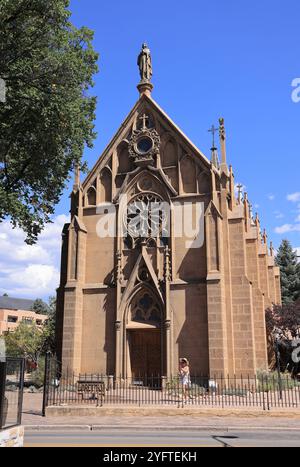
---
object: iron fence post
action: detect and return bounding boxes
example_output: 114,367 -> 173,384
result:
42,351 -> 51,417
0,360 -> 7,429
17,358 -> 25,426
275,338 -> 283,400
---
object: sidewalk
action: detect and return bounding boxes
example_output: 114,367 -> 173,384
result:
22,393 -> 300,431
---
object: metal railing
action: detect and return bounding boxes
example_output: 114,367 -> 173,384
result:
0,357 -> 25,430
43,355 -> 300,411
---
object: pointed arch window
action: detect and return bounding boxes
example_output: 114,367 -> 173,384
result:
87,186 -> 96,206
117,143 -> 132,174
129,289 -> 162,326
162,139 -> 177,167
100,168 -> 112,202
181,156 -> 197,193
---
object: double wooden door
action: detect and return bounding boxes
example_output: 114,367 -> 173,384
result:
129,330 -> 161,382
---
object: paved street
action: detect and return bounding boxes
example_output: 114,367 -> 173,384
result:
22,393 -> 300,447
24,428 -> 300,447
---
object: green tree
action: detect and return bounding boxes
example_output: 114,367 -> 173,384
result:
276,239 -> 300,304
42,296 -> 56,354
31,298 -> 49,315
5,297 -> 56,361
0,0 -> 98,243
266,300 -> 300,375
4,321 -> 46,364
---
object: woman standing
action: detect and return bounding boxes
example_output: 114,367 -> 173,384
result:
179,358 -> 191,403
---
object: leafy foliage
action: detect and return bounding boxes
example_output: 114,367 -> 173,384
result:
0,0 -> 99,243
30,298 -> 49,315
4,296 -> 57,361
42,296 -> 56,354
266,300 -> 300,375
275,239 -> 300,304
266,300 -> 300,341
256,370 -> 299,392
4,321 -> 46,363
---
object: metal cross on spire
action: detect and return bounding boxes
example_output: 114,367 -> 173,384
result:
208,124 -> 219,149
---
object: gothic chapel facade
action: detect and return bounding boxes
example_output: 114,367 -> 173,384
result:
56,46 -> 281,379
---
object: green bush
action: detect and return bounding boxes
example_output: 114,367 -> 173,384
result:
165,378 -> 207,397
256,370 -> 300,392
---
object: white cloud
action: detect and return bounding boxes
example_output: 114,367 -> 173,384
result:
287,192 -> 300,202
295,214 -> 300,222
1,265 -> 60,298
0,215 -> 69,299
268,194 -> 275,201
274,224 -> 300,234
274,211 -> 284,219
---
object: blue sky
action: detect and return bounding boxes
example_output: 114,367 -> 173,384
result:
1,0 -> 300,299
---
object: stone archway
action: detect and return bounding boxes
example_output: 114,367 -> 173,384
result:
124,288 -> 165,382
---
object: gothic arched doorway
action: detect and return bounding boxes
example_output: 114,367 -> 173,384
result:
125,288 -> 164,385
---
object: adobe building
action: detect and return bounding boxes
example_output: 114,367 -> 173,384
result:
0,296 -> 48,335
56,45 -> 281,379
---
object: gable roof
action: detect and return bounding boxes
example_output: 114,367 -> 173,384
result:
82,94 -> 210,189
0,296 -> 35,311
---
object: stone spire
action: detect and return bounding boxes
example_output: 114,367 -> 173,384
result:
137,43 -> 153,97
249,202 -> 255,225
229,165 -> 235,208
73,164 -> 80,192
219,117 -> 228,173
262,229 -> 268,245
255,212 -> 261,236
243,192 -> 249,230
236,184 -> 243,204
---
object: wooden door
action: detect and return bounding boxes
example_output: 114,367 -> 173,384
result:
129,330 -> 161,383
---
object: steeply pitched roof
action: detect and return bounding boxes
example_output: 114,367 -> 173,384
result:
0,296 -> 35,311
82,93 -> 210,189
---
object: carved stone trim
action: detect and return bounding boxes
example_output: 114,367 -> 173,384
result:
128,127 -> 160,167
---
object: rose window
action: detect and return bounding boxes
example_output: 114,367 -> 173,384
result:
126,193 -> 167,240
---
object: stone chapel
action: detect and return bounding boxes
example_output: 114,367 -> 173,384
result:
56,45 -> 281,379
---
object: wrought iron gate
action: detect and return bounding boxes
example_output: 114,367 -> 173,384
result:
0,358 -> 25,430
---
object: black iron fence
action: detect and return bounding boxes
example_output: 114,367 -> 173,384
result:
43,355 -> 300,412
0,357 -> 25,430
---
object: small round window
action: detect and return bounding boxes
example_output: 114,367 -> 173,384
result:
136,136 -> 153,155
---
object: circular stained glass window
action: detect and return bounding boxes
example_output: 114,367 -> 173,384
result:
136,136 -> 153,155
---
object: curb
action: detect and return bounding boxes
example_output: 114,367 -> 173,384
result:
24,425 -> 92,432
24,424 -> 300,433
45,406 -> 300,419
